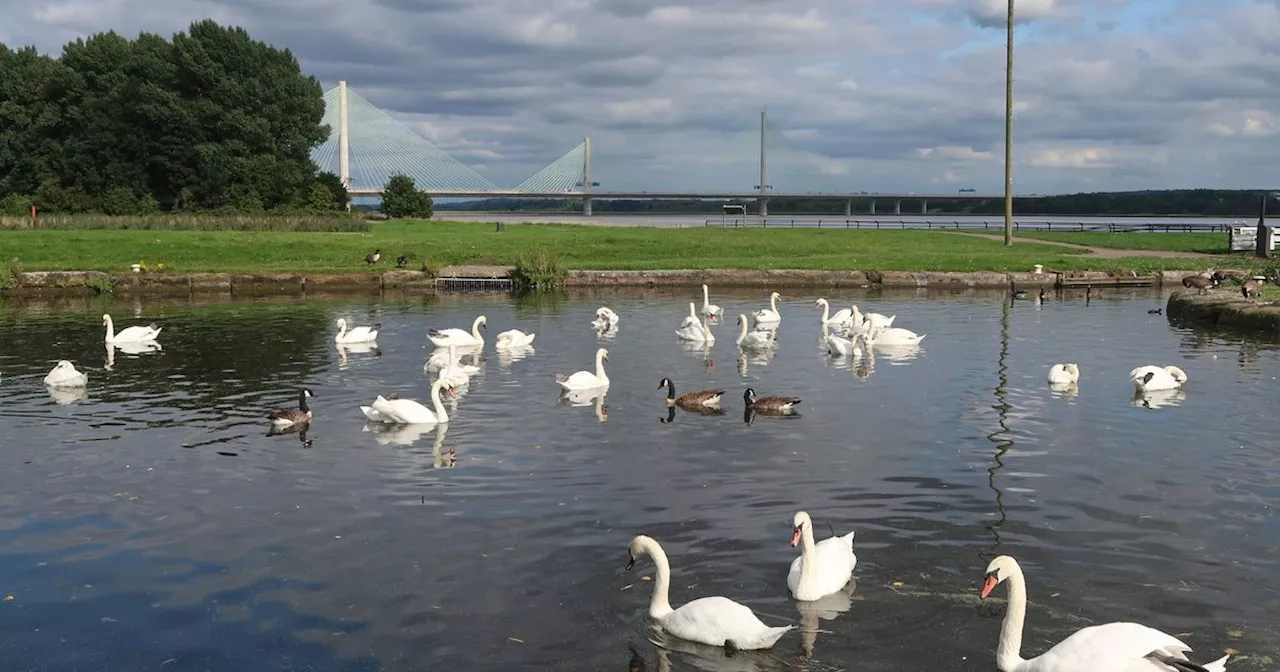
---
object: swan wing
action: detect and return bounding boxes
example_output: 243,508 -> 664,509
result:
1030,622 -> 1208,671
386,399 -> 438,424
428,328 -> 475,345
557,371 -> 601,389
114,325 -> 160,341
1129,366 -> 1163,381
662,596 -> 794,650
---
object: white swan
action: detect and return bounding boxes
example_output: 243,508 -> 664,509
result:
591,307 -> 620,330
701,284 -> 722,318
438,344 -> 474,387
678,301 -> 701,329
102,313 -> 161,343
787,511 -> 857,602
824,328 -> 862,357
866,324 -> 925,346
851,305 -> 895,330
428,315 -> 486,347
495,328 -> 536,349
362,378 -> 454,425
44,360 -> 88,387
334,318 -> 378,344
1130,365 -> 1187,392
735,314 -> 774,349
627,535 -> 794,651
556,347 -> 609,390
813,299 -> 853,328
675,303 -> 715,343
753,291 -> 782,324
980,555 -> 1229,672
1047,363 -> 1080,385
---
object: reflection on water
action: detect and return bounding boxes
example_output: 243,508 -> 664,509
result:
0,287 -> 1278,671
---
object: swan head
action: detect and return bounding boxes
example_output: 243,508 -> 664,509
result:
813,298 -> 827,307
981,555 -> 1021,599
55,360 -> 75,370
790,511 -> 812,547
598,348 -> 610,362
771,292 -> 781,300
626,534 -> 657,570
336,318 -> 347,329
101,314 -> 111,326
476,316 -> 488,330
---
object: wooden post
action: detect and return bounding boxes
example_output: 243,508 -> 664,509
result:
1257,195 -> 1271,259
30,205 -> 38,230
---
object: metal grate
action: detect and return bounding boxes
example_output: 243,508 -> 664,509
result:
436,277 -> 514,291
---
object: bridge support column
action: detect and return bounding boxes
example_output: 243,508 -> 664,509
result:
758,197 -> 769,217
583,195 -> 592,216
921,199 -> 928,214
844,199 -> 852,216
869,199 -> 876,214
894,200 -> 901,215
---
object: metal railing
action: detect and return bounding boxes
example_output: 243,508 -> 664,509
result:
704,218 -> 1234,233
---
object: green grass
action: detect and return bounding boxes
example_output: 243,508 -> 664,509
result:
1014,231 -> 1229,253
0,219 -> 1239,275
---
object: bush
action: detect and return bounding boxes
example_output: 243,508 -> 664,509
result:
511,247 -> 566,291
0,194 -> 34,216
380,173 -> 433,219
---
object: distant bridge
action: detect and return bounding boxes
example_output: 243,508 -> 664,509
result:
313,82 -> 1048,215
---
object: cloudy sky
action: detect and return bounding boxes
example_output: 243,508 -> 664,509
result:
3,0 -> 1279,194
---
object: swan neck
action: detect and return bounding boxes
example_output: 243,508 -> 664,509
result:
337,321 -> 346,337
771,294 -> 779,312
819,301 -> 829,323
104,315 -> 114,340
644,539 -> 674,619
737,318 -> 748,344
431,380 -> 450,423
472,317 -> 483,340
595,351 -> 608,380
702,285 -> 709,302
996,565 -> 1028,670
800,516 -> 818,567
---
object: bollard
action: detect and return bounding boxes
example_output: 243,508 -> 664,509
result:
495,221 -> 506,233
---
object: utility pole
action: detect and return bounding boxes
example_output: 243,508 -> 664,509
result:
1002,0 -> 1015,246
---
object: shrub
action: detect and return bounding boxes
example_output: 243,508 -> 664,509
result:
511,247 -> 566,291
380,174 -> 434,219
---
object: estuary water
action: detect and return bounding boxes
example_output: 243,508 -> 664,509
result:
0,288 -> 1277,671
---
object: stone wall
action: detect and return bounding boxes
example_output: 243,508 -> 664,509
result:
1166,290 -> 1280,335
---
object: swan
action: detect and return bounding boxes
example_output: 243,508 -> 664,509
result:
1130,365 -> 1187,392
556,348 -> 609,390
866,324 -> 925,346
1047,363 -> 1080,385
675,303 -> 715,343
428,315 -> 486,347
362,378 -> 455,425
592,307 -> 620,330
678,301 -> 701,329
626,535 -> 794,651
825,329 -> 862,357
44,360 -> 88,387
102,313 -> 161,343
814,299 -> 853,328
753,291 -> 782,324
701,284 -> 722,318
437,344 -> 474,387
495,328 -> 536,349
851,305 -> 895,330
269,388 -> 314,427
735,314 -> 774,349
787,511 -> 857,602
334,318 -> 379,344
980,555 -> 1229,672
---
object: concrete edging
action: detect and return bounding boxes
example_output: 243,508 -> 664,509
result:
1166,289 -> 1280,334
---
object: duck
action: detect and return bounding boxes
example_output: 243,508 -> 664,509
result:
700,284 -> 722,318
625,534 -> 794,652
44,360 -> 88,387
269,389 -> 315,427
361,379 -> 455,425
1047,363 -> 1080,385
334,318 -> 379,344
735,314 -> 775,349
753,291 -> 782,324
495,328 -> 536,349
813,298 -> 853,328
787,511 -> 857,602
102,313 -> 162,343
395,254 -> 410,268
555,347 -> 609,390
428,315 -> 486,347
659,377 -> 725,410
743,388 -> 801,412
675,303 -> 715,343
1129,365 -> 1187,392
365,249 -> 381,265
979,555 -> 1229,672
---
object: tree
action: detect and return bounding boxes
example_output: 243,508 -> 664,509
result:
313,171 -> 349,210
379,173 -> 434,219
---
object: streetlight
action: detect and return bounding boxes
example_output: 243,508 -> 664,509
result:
1256,191 -> 1280,259
1003,0 -> 1015,246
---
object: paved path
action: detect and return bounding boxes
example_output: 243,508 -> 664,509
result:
938,231 -> 1226,259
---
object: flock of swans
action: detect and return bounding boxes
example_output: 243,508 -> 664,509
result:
18,286 -> 1224,671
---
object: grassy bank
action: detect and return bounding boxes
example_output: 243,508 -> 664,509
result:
0,219 -> 1248,274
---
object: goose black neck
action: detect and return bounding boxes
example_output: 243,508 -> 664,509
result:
298,391 -> 310,412
664,379 -> 676,399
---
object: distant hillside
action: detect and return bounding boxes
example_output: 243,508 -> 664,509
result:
433,189 -> 1272,217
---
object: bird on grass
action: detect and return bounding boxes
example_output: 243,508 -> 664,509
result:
365,249 -> 382,265
396,254 -> 410,268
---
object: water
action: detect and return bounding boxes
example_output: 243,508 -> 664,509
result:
0,288 -> 1277,671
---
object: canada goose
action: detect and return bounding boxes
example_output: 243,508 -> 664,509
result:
1212,269 -> 1244,284
743,387 -> 801,412
1243,276 -> 1265,298
1148,308 -> 1163,315
658,377 -> 725,409
269,388 -> 315,427
1181,274 -> 1215,294
365,249 -> 382,265
395,254 -> 410,268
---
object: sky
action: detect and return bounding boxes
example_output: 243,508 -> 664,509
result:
2,0 -> 1279,194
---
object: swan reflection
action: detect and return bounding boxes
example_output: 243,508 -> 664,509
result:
105,340 -> 162,370
558,388 -> 609,422
1132,388 -> 1186,409
336,341 -> 380,368
794,580 -> 856,657
868,342 -> 922,363
1048,381 -> 1079,398
46,384 -> 88,405
495,344 -> 535,368
642,624 -> 791,672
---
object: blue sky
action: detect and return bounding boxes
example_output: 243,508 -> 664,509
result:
2,0 -> 1279,194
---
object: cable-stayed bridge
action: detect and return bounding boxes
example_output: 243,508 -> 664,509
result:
310,82 -> 1031,215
